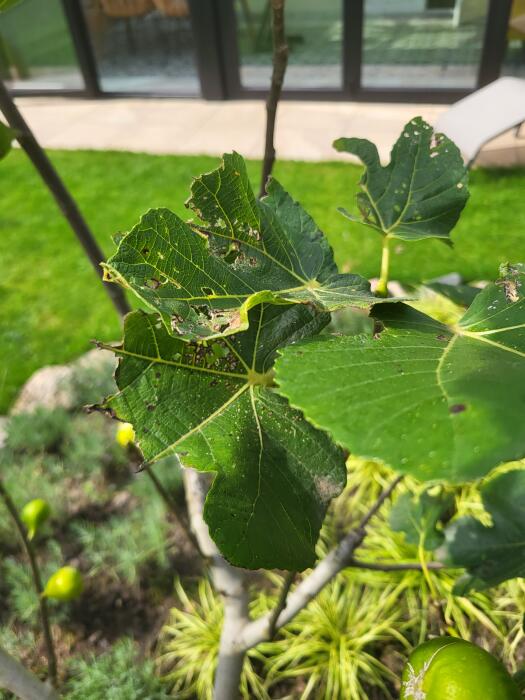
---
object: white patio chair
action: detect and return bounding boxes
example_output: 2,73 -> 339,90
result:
435,77 -> 525,167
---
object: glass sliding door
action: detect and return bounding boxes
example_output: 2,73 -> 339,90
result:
81,0 -> 200,94
502,0 -> 525,78
361,0 -> 490,90
0,0 -> 83,91
234,0 -> 343,90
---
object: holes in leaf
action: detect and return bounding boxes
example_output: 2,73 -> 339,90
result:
201,286 -> 214,296
223,247 -> 240,264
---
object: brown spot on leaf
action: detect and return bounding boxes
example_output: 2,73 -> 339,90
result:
450,404 -> 467,414
314,475 -> 341,503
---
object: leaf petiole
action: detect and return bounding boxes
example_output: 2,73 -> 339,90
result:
376,235 -> 391,298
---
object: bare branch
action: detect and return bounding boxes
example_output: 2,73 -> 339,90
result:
349,558 -> 446,572
142,462 -> 200,552
238,475 -> 402,650
182,468 -> 250,700
357,474 -> 403,530
268,571 -> 295,640
259,0 -> 288,197
0,647 -> 59,700
0,480 -> 57,687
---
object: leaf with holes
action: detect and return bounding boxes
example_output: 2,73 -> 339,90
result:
334,117 -> 468,243
390,489 -> 455,551
102,152 -> 378,340
275,263 -> 525,482
443,469 -> 525,591
96,303 -> 346,571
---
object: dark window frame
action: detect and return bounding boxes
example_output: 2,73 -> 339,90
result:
4,0 -> 514,102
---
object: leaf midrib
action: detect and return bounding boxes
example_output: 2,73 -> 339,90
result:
151,384 -> 250,464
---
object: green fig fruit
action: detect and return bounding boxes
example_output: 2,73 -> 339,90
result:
43,566 -> 84,602
20,498 -> 51,540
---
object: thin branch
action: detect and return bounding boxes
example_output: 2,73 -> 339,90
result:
0,647 -> 59,700
238,474 -> 403,651
357,474 -> 403,530
0,80 -> 130,317
268,571 -> 295,640
349,558 -> 446,572
142,462 -> 200,553
0,480 -> 58,687
182,468 -> 250,700
258,0 -> 288,198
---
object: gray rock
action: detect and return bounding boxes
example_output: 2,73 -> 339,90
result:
10,348 -> 116,415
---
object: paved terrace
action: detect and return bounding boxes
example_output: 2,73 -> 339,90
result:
14,96 -> 525,167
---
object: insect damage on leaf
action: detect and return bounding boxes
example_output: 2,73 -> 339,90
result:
96,303 -> 346,571
334,116 -> 469,243
274,263 -> 525,482
102,152 -> 381,342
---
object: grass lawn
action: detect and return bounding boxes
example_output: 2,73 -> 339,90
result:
1,148 -> 525,412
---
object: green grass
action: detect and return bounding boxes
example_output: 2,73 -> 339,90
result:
1,148 -> 525,411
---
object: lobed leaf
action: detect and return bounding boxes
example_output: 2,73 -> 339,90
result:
275,263 -> 525,482
102,153 -> 377,341
443,469 -> 525,591
334,117 -> 468,243
97,303 -> 346,571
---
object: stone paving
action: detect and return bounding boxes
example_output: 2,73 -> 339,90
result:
13,95 -> 525,167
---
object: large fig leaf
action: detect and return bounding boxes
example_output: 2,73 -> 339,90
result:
443,469 -> 525,591
98,303 -> 346,571
334,117 -> 468,242
102,153 -> 377,340
275,263 -> 525,482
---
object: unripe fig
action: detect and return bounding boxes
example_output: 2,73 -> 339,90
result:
21,498 -> 51,540
116,422 -> 135,447
43,566 -> 84,601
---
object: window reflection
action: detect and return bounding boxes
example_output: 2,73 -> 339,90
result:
235,0 -> 343,90
82,0 -> 200,94
0,0 -> 83,91
503,0 -> 525,78
362,0 -> 490,89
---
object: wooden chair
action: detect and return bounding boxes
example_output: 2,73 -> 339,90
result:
98,0 -> 154,52
152,0 -> 189,18
99,0 -> 154,18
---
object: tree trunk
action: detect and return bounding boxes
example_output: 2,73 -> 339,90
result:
0,647 -> 58,700
259,0 -> 288,198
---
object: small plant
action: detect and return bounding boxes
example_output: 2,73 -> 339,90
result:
258,573 -> 409,700
159,578 -> 267,700
64,638 -> 169,700
5,408 -> 69,454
